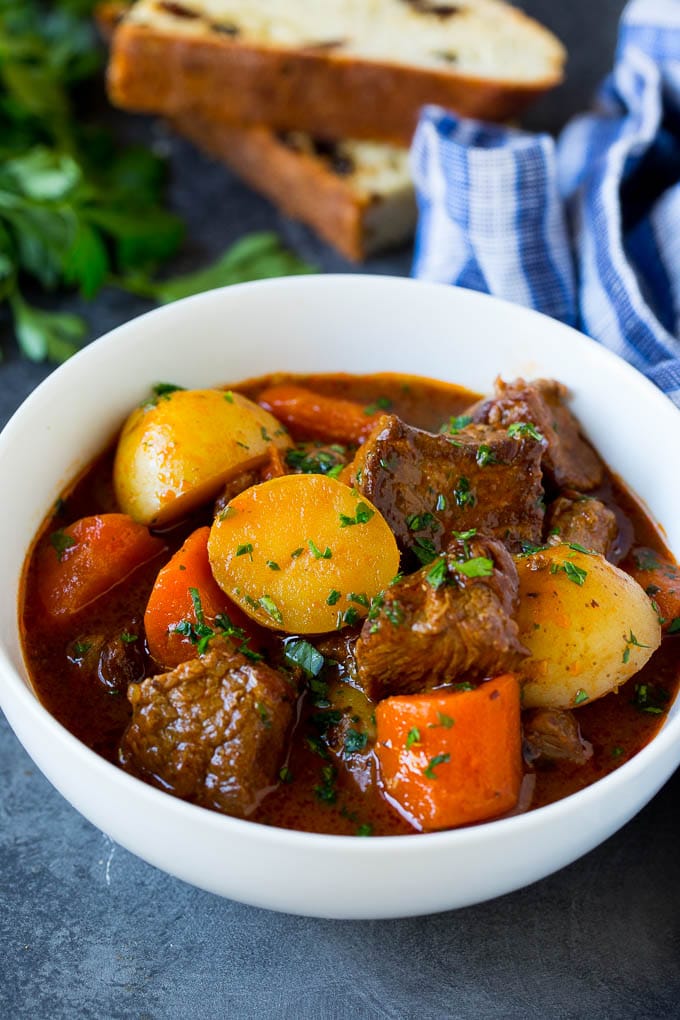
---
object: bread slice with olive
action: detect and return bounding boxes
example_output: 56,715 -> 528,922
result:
170,117 -> 417,260
108,0 -> 566,144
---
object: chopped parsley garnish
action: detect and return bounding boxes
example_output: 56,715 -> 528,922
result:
256,702 -> 272,728
424,753 -> 451,779
50,529 -> 75,561
567,542 -> 594,556
551,560 -> 588,586
611,746 -> 624,758
173,589 -> 262,660
236,543 -> 253,558
283,637 -> 325,679
266,560 -> 280,571
574,689 -> 589,705
326,589 -> 342,606
342,607 -> 361,627
356,823 -> 373,837
120,632 -> 138,644
622,629 -> 650,664
285,444 -> 348,476
259,595 -> 283,625
633,548 -> 661,572
668,618 -> 680,635
406,512 -> 437,533
344,729 -> 369,755
631,682 -> 669,715
224,391 -> 235,403
339,502 -> 375,527
308,539 -> 332,559
440,414 -> 472,435
412,537 -> 438,565
405,727 -> 421,749
278,765 -> 293,783
364,396 -> 392,415
290,547 -> 304,558
347,592 -> 370,608
384,602 -> 405,627
455,556 -> 494,579
507,421 -> 545,442
314,765 -> 337,803
432,713 -> 455,729
142,383 -> 185,409
425,556 -> 448,589
475,444 -> 497,467
71,641 -> 92,658
453,477 -> 476,508
260,426 -> 272,442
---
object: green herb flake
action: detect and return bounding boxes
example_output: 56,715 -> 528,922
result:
313,765 -> 337,803
453,477 -> 476,509
356,823 -> 373,837
236,543 -> 253,558
364,396 -> 391,415
631,682 -> 669,715
344,729 -> 369,755
668,618 -> 680,635
326,589 -> 342,606
412,537 -> 438,565
424,753 -> 451,779
259,595 -> 283,626
339,502 -> 375,528
278,765 -> 293,783
283,637 -> 325,679
435,713 -> 455,729
343,607 -> 361,627
440,414 -> 472,435
266,560 -> 280,571
347,592 -> 370,608
290,547 -> 304,558
622,629 -> 650,663
574,689 -> 589,706
507,421 -> 545,442
611,746 -> 624,759
475,444 -> 497,467
309,539 -> 332,559
425,556 -> 448,590
224,390 -> 235,403
120,632 -> 138,644
455,556 -> 494,579
50,529 -> 75,562
256,702 -> 272,729
405,727 -> 421,749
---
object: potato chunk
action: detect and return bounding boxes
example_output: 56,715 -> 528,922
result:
208,474 -> 400,634
515,545 -> 661,709
114,388 -> 290,525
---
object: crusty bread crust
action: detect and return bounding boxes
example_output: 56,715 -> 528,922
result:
108,21 -> 563,145
170,115 -> 415,260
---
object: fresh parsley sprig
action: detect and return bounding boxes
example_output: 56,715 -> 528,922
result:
0,2 -> 313,363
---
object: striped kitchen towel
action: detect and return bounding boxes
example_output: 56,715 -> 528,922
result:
410,0 -> 680,406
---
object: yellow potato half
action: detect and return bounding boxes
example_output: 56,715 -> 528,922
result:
208,474 -> 400,634
114,389 -> 290,525
515,545 -> 661,709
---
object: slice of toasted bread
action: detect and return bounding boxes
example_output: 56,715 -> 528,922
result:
108,0 -> 565,144
172,117 -> 416,260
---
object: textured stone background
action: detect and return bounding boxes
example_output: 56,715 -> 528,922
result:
4,3 -> 680,1017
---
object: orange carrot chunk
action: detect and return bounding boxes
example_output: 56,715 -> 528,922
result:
376,674 -> 522,832
258,384 -> 383,445
144,526 -> 258,669
627,547 -> 680,634
36,513 -> 165,618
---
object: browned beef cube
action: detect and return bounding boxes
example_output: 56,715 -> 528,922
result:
469,378 -> 604,491
523,708 -> 593,766
354,534 -> 527,700
119,639 -> 296,817
546,495 -> 619,558
350,415 -> 545,559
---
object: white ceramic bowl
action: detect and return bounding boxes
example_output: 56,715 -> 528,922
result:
1,275 -> 679,919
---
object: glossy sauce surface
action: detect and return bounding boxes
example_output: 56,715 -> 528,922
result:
20,373 -> 680,836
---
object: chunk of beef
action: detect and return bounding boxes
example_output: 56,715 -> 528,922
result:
523,708 -> 593,766
119,639 -> 296,817
546,495 -> 618,558
354,534 -> 528,700
469,378 -> 604,491
67,619 -> 146,695
350,414 -> 545,558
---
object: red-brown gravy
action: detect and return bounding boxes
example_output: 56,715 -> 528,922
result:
19,373 -> 680,836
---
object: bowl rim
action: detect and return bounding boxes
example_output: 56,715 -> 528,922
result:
1,273 -> 679,856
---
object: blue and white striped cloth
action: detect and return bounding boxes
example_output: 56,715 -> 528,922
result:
410,0 -> 680,406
